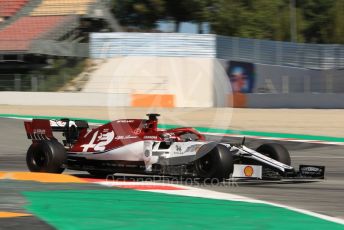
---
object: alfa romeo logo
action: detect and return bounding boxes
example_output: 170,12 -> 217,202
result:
133,128 -> 141,135
144,149 -> 150,157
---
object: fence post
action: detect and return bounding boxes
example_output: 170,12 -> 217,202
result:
326,71 -> 333,93
282,75 -> 289,93
304,74 -> 310,93
64,73 -> 67,86
234,37 -> 239,60
31,76 -> 38,92
276,42 -> 282,66
39,75 -> 45,91
254,39 -> 258,62
14,74 -> 21,91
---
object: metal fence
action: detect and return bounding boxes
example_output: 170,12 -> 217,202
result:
246,62 -> 344,94
2,32 -> 344,69
0,74 -> 74,92
254,72 -> 344,94
2,33 -> 344,93
90,32 -> 216,59
217,36 -> 344,70
90,32 -> 344,70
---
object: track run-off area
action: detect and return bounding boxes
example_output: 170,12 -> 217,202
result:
0,116 -> 343,229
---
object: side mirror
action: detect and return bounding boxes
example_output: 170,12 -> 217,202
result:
146,113 -> 160,121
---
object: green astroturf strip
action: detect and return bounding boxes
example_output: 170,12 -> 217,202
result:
23,189 -> 344,230
1,113 -> 344,143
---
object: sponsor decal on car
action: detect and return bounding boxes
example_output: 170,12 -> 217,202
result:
299,165 -> 325,178
144,149 -> 150,157
33,129 -> 46,135
301,166 -> 321,172
115,135 -> 137,140
185,144 -> 202,153
81,131 -> 115,152
243,165 -> 254,177
50,120 -> 66,127
232,164 -> 262,179
116,120 -> 134,123
171,145 -> 183,155
144,136 -> 158,140
133,128 -> 141,135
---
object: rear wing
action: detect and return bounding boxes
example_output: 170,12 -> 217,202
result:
24,119 -> 89,143
24,119 -> 54,140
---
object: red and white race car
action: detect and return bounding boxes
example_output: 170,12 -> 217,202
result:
24,114 -> 325,180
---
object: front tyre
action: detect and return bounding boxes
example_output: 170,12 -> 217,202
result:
26,141 -> 66,173
195,144 -> 233,180
256,143 -> 291,166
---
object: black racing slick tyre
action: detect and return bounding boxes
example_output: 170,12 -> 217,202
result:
26,141 -> 66,173
195,144 -> 233,181
256,143 -> 291,166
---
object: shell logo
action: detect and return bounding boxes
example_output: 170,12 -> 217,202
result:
244,166 -> 254,177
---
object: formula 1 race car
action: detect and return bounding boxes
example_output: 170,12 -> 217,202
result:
24,114 -> 325,180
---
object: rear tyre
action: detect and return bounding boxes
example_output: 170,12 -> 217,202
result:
26,141 -> 66,173
256,143 -> 291,166
195,144 -> 233,181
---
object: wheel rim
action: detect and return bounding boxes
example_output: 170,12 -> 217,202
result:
33,149 -> 47,168
198,154 -> 213,173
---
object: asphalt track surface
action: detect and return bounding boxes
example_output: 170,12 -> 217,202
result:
0,118 -> 344,228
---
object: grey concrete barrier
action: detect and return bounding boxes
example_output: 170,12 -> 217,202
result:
247,93 -> 344,109
0,92 -> 130,107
